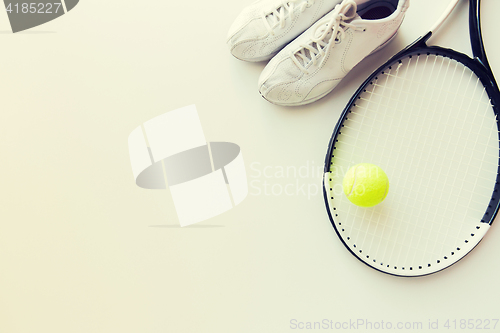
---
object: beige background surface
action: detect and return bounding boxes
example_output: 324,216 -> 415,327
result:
1,0 -> 500,332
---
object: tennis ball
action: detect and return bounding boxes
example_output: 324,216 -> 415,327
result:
343,163 -> 389,207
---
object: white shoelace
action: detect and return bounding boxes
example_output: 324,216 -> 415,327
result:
292,0 -> 364,73
262,0 -> 315,34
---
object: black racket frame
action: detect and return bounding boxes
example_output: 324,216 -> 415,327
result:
322,0 -> 500,276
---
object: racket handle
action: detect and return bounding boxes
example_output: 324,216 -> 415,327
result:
429,0 -> 460,34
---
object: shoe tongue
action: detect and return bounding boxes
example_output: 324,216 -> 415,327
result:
312,2 -> 359,44
264,3 -> 290,27
297,1 -> 359,67
340,1 -> 357,19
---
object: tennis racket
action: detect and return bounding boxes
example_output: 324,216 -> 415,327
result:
323,0 -> 500,277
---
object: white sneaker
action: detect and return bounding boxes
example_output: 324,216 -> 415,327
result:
258,0 -> 409,106
227,0 -> 344,62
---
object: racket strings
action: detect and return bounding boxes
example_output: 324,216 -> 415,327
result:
330,164 -> 493,208
372,53 -> 454,265
375,62 -> 493,105
328,53 -> 499,273
365,53 -> 440,267
336,128 -> 498,162
357,90 -> 494,121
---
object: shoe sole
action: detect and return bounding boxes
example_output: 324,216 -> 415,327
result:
260,31 -> 399,106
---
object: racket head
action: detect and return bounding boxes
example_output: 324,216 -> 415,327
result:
323,38 -> 500,277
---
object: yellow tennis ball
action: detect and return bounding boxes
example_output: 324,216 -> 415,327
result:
343,163 -> 389,207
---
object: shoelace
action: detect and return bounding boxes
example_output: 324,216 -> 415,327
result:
292,0 -> 364,73
262,0 -> 315,34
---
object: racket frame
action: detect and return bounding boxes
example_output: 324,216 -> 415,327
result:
323,0 -> 500,276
